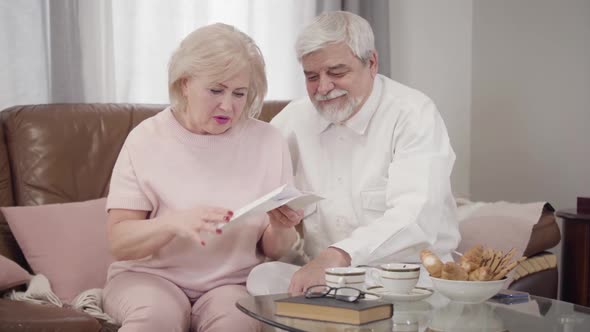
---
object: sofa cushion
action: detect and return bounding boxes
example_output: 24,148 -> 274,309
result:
456,201 -> 561,286
523,203 -> 560,257
0,117 -> 14,207
1,198 -> 113,303
0,218 -> 29,272
457,201 -> 560,258
257,100 -> 289,122
2,104 -> 163,206
0,255 -> 30,292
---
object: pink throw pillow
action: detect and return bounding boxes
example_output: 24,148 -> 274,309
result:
1,198 -> 113,303
0,255 -> 31,291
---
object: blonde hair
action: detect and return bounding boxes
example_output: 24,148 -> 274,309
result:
296,11 -> 375,64
168,23 -> 267,119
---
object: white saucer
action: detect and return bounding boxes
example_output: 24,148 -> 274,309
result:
366,286 -> 433,302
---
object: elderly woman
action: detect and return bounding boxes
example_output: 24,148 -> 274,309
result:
103,23 -> 301,332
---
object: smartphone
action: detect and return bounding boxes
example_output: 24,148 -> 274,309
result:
490,289 -> 530,304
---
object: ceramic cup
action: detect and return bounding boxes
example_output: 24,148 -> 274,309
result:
368,263 -> 420,294
324,267 -> 366,296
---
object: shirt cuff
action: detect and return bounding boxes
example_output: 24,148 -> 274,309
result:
330,238 -> 370,267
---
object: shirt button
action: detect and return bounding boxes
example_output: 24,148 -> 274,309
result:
337,177 -> 343,183
338,136 -> 344,141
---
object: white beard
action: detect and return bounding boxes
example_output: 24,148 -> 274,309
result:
312,89 -> 360,124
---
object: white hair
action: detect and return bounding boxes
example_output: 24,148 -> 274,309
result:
168,23 -> 267,119
295,11 -> 375,63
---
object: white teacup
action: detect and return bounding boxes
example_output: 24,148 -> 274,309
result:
324,267 -> 366,296
369,263 -> 420,294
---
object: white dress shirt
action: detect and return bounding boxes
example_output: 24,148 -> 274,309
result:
271,75 -> 460,266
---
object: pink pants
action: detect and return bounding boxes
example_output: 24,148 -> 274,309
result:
103,271 -> 261,332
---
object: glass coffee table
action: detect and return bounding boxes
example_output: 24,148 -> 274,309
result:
236,293 -> 590,331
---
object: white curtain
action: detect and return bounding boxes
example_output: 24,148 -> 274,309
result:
0,0 -> 321,111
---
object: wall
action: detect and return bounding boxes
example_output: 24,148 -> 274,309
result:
389,0 -> 590,207
388,1 -> 473,198
471,0 -> 590,296
390,0 -> 590,297
471,0 -> 590,209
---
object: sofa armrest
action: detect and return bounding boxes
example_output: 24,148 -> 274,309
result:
509,268 -> 558,299
508,251 -> 559,299
0,299 -> 101,332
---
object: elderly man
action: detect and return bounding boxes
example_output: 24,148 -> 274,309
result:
248,11 -> 460,295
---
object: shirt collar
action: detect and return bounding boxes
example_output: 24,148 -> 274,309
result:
315,75 -> 382,135
316,111 -> 332,134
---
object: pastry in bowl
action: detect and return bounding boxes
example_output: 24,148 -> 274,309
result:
420,245 -> 526,303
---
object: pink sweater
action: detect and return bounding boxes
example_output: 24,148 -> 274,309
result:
106,107 -> 292,296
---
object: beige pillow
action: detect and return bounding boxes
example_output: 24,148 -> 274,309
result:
0,255 -> 31,291
457,201 -> 544,257
1,198 -> 113,303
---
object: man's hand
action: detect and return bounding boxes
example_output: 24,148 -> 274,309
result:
288,247 -> 351,295
260,206 -> 303,260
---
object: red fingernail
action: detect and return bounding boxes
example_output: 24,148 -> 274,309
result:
201,241 -> 206,246
228,211 -> 234,216
224,216 -> 230,222
216,229 -> 222,234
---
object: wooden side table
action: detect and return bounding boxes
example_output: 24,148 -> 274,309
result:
557,209 -> 590,306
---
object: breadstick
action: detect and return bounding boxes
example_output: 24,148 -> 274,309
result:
495,260 -> 508,275
482,248 -> 492,263
492,258 -> 525,280
495,249 -> 516,274
484,250 -> 496,269
503,248 -> 516,264
490,250 -> 504,272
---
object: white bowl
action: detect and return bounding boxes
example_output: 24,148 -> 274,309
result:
430,277 -> 505,304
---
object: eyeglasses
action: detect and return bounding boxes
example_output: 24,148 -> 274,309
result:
304,285 -> 366,303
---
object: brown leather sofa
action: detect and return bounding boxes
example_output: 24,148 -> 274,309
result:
0,103 -> 561,331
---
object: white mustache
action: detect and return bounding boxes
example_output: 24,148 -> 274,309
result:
314,89 -> 348,101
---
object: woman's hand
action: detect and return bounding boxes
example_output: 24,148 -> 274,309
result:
267,206 -> 303,229
107,206 -> 233,261
165,206 -> 233,245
